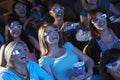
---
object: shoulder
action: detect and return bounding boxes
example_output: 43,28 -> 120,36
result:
38,56 -> 53,67
63,42 -> 74,49
27,60 -> 38,66
39,56 -> 52,62
0,68 -> 14,79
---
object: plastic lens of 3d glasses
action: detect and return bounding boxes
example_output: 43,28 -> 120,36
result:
9,25 -> 22,30
106,60 -> 120,68
12,50 -> 21,55
91,14 -> 107,24
51,7 -> 64,13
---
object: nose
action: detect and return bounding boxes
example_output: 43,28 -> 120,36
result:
51,31 -> 57,35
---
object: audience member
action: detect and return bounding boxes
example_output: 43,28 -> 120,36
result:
80,0 -> 120,30
38,23 -> 94,80
49,2 -> 90,51
0,40 -> 53,80
0,18 -> 40,67
11,1 -> 38,39
11,1 -> 30,24
99,48 -> 120,80
86,8 -> 120,77
49,2 -> 64,28
60,22 -> 90,51
23,0 -> 46,33
57,0 -> 79,21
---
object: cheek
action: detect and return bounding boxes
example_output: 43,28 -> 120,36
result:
45,36 -> 51,43
15,11 -> 20,15
9,31 -> 14,37
50,12 -> 56,16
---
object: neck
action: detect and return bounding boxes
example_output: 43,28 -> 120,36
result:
48,44 -> 65,58
11,63 -> 27,75
11,64 -> 29,80
13,37 -> 20,41
54,17 -> 64,27
49,44 -> 60,55
100,27 -> 110,36
19,17 -> 27,23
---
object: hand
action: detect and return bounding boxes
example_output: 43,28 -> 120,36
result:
107,65 -> 120,79
111,17 -> 120,23
71,74 -> 92,80
71,75 -> 85,80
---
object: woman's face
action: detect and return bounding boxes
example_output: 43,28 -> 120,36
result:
49,4 -> 64,19
44,26 -> 59,45
14,3 -> 27,17
91,12 -> 107,31
11,43 -> 29,63
106,59 -> 120,77
9,21 -> 22,38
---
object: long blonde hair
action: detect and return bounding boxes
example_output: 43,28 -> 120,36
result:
4,40 -> 29,67
38,23 -> 64,57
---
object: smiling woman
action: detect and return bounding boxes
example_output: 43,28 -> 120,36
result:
0,40 -> 53,80
38,23 -> 94,80
86,8 -> 120,78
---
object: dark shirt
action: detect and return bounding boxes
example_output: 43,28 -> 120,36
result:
86,23 -> 120,74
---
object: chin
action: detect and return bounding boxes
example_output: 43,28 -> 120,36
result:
50,41 -> 59,44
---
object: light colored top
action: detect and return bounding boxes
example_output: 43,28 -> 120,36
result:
39,42 -> 79,80
0,60 -> 53,80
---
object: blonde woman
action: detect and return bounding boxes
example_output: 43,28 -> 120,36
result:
38,23 -> 94,80
0,41 -> 53,80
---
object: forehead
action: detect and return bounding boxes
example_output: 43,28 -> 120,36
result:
96,12 -> 103,17
11,21 -> 20,25
10,21 -> 20,25
13,43 -> 26,50
51,4 -> 61,9
45,26 -> 55,31
15,3 -> 25,7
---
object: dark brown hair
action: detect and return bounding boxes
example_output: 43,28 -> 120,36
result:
87,8 -> 111,37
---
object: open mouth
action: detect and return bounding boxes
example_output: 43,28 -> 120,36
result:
98,20 -> 105,27
20,56 -> 26,59
52,36 -> 58,40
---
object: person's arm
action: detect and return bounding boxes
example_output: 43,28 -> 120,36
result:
109,3 -> 120,16
28,35 -> 40,51
31,61 -> 54,80
38,57 -> 56,80
107,67 -> 120,80
73,46 -> 94,78
41,65 -> 56,80
0,44 -> 7,67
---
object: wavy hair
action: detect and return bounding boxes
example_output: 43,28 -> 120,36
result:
38,23 -> 64,57
87,8 -> 111,37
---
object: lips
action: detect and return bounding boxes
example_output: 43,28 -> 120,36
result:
20,56 -> 26,59
52,36 -> 58,40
